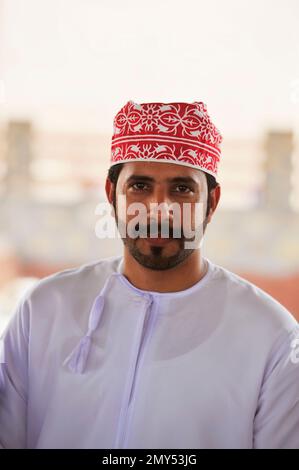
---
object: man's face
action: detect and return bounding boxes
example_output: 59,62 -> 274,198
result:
111,162 -> 209,271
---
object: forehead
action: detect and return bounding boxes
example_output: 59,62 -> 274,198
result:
119,161 -> 204,183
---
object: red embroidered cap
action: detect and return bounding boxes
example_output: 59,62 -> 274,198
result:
110,100 -> 222,178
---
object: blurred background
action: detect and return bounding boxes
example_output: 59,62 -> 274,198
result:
0,0 -> 299,333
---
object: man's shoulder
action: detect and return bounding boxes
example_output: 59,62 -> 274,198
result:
24,255 -> 123,303
208,259 -> 297,335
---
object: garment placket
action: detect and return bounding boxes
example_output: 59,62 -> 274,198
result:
114,294 -> 158,449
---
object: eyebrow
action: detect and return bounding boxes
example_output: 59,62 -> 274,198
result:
125,175 -> 199,186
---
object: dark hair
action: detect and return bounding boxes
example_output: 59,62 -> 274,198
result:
107,163 -> 218,218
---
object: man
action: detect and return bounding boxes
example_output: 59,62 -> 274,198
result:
0,101 -> 298,449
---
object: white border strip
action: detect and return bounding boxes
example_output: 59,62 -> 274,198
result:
109,157 -> 218,178
112,134 -> 220,157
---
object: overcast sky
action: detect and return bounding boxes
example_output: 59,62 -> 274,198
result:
0,0 -> 299,138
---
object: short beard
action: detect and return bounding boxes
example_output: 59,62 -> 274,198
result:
123,233 -> 194,271
112,199 -> 208,271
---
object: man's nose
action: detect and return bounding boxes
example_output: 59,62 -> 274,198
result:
147,187 -> 173,224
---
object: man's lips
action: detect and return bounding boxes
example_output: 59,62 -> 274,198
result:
144,236 -> 173,246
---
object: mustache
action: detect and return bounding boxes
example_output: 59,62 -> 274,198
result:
116,217 -> 198,240
134,222 -> 184,238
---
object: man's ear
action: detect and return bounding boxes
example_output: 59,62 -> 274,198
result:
105,177 -> 116,218
206,184 -> 221,223
105,177 -> 114,205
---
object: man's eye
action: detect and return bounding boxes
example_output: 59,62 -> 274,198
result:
174,185 -> 192,193
131,182 -> 149,191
